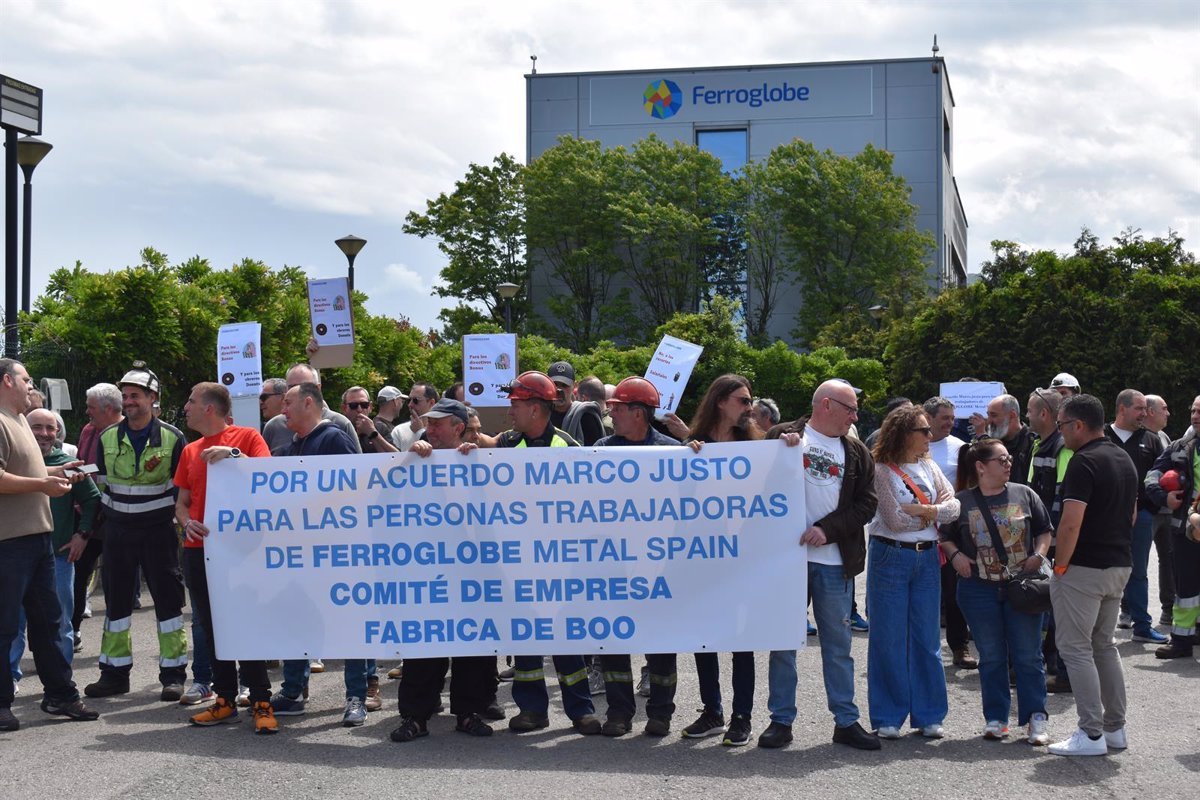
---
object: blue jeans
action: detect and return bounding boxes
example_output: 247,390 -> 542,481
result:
866,538 -> 947,730
281,658 -> 370,700
9,552 -> 75,679
956,577 -> 1047,726
694,651 -> 754,717
768,562 -> 859,727
1120,509 -> 1154,633
0,534 -> 79,708
182,556 -> 213,685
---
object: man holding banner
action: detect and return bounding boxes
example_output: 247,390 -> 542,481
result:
760,379 -> 882,751
389,398 -> 499,742
494,371 -> 601,735
592,377 -> 682,737
174,382 -> 276,734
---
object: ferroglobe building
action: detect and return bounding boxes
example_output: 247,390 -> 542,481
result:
526,56 -> 968,345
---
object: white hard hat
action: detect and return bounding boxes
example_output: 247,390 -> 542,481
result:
118,361 -> 161,395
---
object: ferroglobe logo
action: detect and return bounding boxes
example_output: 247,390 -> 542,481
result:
643,79 -> 682,119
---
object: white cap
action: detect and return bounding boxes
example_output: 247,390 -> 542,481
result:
1050,372 -> 1080,390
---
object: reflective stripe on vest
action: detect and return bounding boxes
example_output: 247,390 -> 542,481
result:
516,435 -> 570,448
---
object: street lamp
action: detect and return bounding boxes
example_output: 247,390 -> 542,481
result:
334,234 -> 366,294
16,135 -> 52,315
497,281 -> 519,333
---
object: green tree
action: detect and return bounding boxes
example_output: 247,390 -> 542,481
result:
403,153 -> 528,338
524,136 -> 629,350
884,230 -> 1200,435
766,141 -> 932,346
610,135 -> 734,335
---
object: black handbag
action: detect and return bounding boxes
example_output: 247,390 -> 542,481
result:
973,488 -> 1052,615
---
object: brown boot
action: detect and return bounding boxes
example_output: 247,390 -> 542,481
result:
952,649 -> 978,669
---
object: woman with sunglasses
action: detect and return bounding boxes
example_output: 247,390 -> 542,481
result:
680,374 -> 763,746
940,438 -> 1053,744
867,404 -> 959,739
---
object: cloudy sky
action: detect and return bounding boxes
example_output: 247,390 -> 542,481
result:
2,0 -> 1197,333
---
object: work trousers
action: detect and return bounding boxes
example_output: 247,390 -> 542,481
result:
396,656 -> 496,721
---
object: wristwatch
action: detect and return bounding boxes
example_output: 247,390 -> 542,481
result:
229,448 -> 242,458
367,431 -> 380,442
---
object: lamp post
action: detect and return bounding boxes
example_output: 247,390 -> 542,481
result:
17,136 -> 52,315
497,282 -> 519,333
334,235 -> 367,294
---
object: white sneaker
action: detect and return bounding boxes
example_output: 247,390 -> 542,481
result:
984,720 -> 1009,740
876,726 -> 902,739
236,685 -> 251,707
1027,712 -> 1049,746
1117,612 -> 1133,629
179,682 -> 213,706
1049,728 -> 1107,756
1103,727 -> 1127,750
12,681 -> 18,697
921,723 -> 945,739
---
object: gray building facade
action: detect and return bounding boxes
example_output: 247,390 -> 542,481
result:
526,57 -> 968,345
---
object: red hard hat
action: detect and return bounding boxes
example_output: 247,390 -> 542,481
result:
608,377 -> 660,408
1159,470 -> 1182,493
501,371 -> 558,402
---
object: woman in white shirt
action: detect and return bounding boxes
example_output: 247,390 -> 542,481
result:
867,404 -> 959,740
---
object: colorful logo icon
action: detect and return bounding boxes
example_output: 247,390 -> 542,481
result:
643,79 -> 682,119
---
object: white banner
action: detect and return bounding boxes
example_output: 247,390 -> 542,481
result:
204,442 -> 807,660
462,333 -> 517,408
645,335 -> 703,417
939,381 -> 1007,419
216,322 -> 263,398
307,277 -> 355,368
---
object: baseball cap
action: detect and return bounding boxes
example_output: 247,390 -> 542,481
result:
1049,373 -> 1080,390
547,361 -> 576,386
421,398 -> 469,424
831,377 -> 863,396
377,385 -> 408,402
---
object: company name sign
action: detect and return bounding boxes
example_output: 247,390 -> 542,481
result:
590,66 -> 873,126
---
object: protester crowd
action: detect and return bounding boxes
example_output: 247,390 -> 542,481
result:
1,350 -> 1196,761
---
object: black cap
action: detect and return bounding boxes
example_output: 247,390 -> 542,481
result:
547,361 -> 575,386
421,398 -> 469,424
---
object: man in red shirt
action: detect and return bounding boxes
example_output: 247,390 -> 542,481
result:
172,382 -> 276,734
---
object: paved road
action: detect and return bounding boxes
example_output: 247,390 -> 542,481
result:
3,559 -> 1197,800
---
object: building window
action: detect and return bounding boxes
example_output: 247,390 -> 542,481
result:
943,113 -> 951,163
696,129 -> 748,174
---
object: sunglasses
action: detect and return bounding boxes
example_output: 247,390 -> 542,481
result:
986,455 -> 1014,465
259,393 -> 282,402
346,402 -> 371,411
910,426 -> 933,435
731,395 -> 752,407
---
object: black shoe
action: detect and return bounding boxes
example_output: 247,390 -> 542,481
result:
483,702 -> 506,720
456,713 -> 493,736
833,721 -> 881,750
160,683 -> 184,702
73,633 -> 83,653
0,707 -> 18,732
602,715 -> 632,737
756,721 -> 793,748
1160,611 -> 1174,627
681,708 -> 725,738
389,716 -> 429,742
572,714 -> 602,735
644,716 -> 671,737
952,649 -> 978,669
1046,675 -> 1072,694
1155,641 -> 1194,659
40,698 -> 100,721
84,674 -> 129,698
723,714 -> 752,747
498,667 -> 515,682
508,711 -> 549,732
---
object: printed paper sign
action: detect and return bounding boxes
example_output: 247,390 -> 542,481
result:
645,335 -> 703,417
307,277 -> 355,368
205,442 -> 808,659
216,322 -> 263,398
463,334 -> 517,408
939,381 -> 1007,418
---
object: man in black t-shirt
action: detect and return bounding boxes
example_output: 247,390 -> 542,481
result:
1047,395 -> 1136,757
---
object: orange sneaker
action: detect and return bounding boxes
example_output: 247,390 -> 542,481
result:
253,701 -> 279,735
191,697 -> 240,726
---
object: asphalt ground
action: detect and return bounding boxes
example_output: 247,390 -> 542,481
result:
2,553 -> 1197,800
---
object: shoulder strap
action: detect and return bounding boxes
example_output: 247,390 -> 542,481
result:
972,486 -> 1010,568
886,463 -> 931,504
